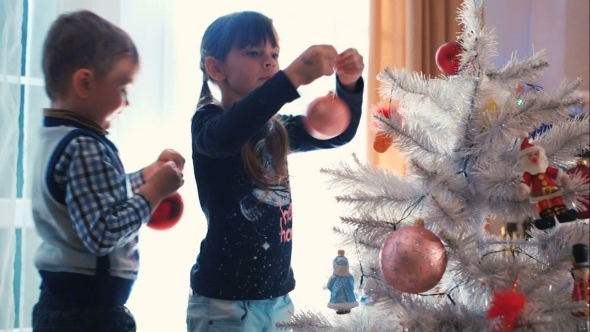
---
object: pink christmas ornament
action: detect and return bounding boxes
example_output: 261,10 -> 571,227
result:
379,219 -> 448,294
303,91 -> 351,140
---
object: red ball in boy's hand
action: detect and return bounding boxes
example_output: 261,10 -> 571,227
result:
147,192 -> 184,231
303,92 -> 351,140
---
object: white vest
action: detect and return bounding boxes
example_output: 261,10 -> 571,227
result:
31,126 -> 139,280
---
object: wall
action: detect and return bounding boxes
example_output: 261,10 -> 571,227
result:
61,0 -> 119,23
485,0 -> 589,92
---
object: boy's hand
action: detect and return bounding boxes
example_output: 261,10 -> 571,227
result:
284,45 -> 338,88
144,149 -> 185,179
335,48 -> 364,91
139,161 -> 184,210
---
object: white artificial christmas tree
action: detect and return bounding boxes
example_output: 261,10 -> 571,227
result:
278,0 -> 589,331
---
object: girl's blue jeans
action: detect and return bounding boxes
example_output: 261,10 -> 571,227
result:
186,291 -> 294,332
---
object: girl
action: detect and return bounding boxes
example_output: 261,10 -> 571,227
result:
188,11 -> 364,332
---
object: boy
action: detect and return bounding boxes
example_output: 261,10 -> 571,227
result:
31,10 -> 184,332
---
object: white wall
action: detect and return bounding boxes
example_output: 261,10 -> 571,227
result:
485,0 -> 589,92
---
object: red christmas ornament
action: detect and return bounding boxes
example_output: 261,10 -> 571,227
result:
379,218 -> 448,294
147,192 -> 184,230
435,41 -> 464,75
515,83 -> 525,95
486,287 -> 527,332
303,91 -> 351,140
567,159 -> 589,219
369,101 -> 403,154
373,132 -> 393,153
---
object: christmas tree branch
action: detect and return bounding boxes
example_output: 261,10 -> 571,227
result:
486,49 -> 550,85
533,115 -> 590,166
377,67 -> 470,121
276,310 -> 334,331
378,118 -> 452,160
510,78 -> 582,130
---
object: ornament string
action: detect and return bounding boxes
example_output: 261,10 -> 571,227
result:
480,247 -> 541,264
457,153 -> 473,178
417,284 -> 461,306
525,83 -> 543,93
398,195 -> 426,225
353,226 -> 381,288
388,84 -> 394,110
374,84 -> 396,134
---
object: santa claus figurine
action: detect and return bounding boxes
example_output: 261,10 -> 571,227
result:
517,134 -> 578,230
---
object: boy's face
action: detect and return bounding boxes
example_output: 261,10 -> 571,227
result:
88,56 -> 139,130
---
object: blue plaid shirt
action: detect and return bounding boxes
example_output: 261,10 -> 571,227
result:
53,134 -> 151,256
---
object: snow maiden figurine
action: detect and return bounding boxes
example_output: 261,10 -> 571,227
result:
327,250 -> 359,314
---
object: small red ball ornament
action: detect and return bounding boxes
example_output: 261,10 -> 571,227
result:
303,91 -> 351,140
369,101 -> 403,153
435,41 -> 464,75
147,192 -> 184,230
567,159 -> 589,219
515,83 -> 526,95
379,218 -> 448,294
373,132 -> 393,153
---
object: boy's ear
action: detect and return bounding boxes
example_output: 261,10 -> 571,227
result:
204,57 -> 225,81
71,69 -> 94,99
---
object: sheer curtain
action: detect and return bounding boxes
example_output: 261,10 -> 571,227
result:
1,0 -> 63,330
0,0 -> 24,329
1,0 -> 368,331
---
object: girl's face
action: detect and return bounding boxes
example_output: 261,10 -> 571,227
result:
217,40 -> 280,107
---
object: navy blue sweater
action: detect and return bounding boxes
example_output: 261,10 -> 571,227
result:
190,70 -> 364,300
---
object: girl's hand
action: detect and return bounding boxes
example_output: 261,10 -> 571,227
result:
284,45 -> 338,88
335,48 -> 364,91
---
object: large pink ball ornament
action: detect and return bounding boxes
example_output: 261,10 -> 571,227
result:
303,91 -> 351,140
379,219 -> 448,294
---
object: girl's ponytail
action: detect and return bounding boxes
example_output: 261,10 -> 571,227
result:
197,73 -> 214,109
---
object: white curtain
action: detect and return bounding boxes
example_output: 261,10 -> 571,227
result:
0,0 -> 23,329
1,0 -> 61,330
0,1 -> 368,331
